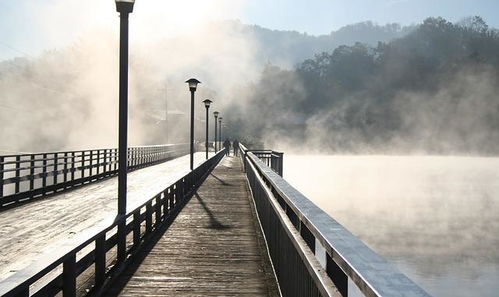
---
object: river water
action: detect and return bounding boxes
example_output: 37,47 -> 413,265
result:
284,155 -> 499,297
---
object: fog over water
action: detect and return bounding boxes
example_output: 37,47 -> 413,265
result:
284,155 -> 499,297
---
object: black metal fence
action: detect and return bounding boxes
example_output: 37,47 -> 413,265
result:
0,144 -> 189,209
240,143 -> 431,297
0,149 -> 225,297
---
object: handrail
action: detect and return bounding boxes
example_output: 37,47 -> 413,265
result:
240,143 -> 431,297
0,149 -> 226,297
0,144 -> 190,209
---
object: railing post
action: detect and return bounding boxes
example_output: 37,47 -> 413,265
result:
146,201 -> 152,234
15,155 -> 20,194
95,234 -> 106,288
162,189 -> 169,218
89,150 -> 93,178
133,211 -> 140,246
30,154 -> 35,192
96,150 -> 100,176
155,195 -> 161,226
63,152 -> 68,188
0,156 -> 3,198
81,151 -> 85,180
62,253 -> 77,297
53,153 -> 59,188
71,152 -> 75,182
326,254 -> 348,297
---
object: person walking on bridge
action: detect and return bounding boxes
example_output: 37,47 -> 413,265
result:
223,138 -> 231,156
233,139 -> 239,156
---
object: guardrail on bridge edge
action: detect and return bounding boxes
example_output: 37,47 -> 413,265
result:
0,149 -> 226,297
239,143 -> 431,297
0,143 -> 195,210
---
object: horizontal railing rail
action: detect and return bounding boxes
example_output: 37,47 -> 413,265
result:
240,143 -> 431,297
0,149 -> 226,297
0,144 -> 190,209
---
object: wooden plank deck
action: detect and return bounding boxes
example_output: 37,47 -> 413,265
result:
106,156 -> 280,297
0,152 -> 211,282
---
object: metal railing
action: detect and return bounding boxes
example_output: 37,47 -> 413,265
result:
0,149 -> 225,297
242,148 -> 284,177
0,144 -> 190,209
240,143 -> 431,297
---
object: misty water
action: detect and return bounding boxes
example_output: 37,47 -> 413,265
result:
284,155 -> 499,297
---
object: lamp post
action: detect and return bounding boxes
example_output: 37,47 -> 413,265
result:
186,78 -> 201,170
203,99 -> 212,160
213,111 -> 219,151
219,117 -> 223,151
115,0 -> 135,263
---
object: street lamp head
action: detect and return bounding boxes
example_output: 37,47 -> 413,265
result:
214,111 -> 219,117
115,0 -> 135,13
219,117 -> 223,122
203,99 -> 213,108
185,78 -> 201,92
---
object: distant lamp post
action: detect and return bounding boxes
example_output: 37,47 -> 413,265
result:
219,117 -> 223,150
214,111 -> 219,151
203,99 -> 212,160
115,0 -> 135,263
186,78 -> 201,170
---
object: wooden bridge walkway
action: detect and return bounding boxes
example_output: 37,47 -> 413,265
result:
0,152 -> 210,282
106,156 -> 279,297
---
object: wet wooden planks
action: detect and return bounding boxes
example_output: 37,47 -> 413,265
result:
106,156 -> 280,297
0,153 -> 211,281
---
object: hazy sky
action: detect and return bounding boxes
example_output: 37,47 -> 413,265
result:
0,0 -> 498,61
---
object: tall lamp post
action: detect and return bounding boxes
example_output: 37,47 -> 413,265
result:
214,111 -> 219,151
115,0 -> 135,263
186,78 -> 201,170
203,99 -> 212,159
219,117 -> 223,150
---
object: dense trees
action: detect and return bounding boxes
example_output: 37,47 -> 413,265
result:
230,17 -> 499,154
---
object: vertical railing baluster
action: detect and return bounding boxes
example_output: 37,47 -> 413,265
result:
96,150 -> 100,176
95,235 -> 106,288
163,189 -> 169,217
89,150 -> 93,178
326,255 -> 348,297
30,154 -> 35,192
15,155 -> 20,194
114,149 -> 118,172
155,195 -> 161,225
146,201 -> 152,234
63,152 -> 68,188
0,156 -> 4,198
53,153 -> 58,189
133,211 -> 140,246
42,153 -> 47,194
71,152 -> 75,183
62,253 -> 76,297
81,151 -> 85,180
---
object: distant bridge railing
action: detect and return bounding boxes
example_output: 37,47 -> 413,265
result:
0,144 -> 190,209
242,148 -> 283,177
0,149 -> 225,297
239,143 -> 431,297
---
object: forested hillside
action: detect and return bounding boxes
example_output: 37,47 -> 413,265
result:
229,17 -> 499,154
